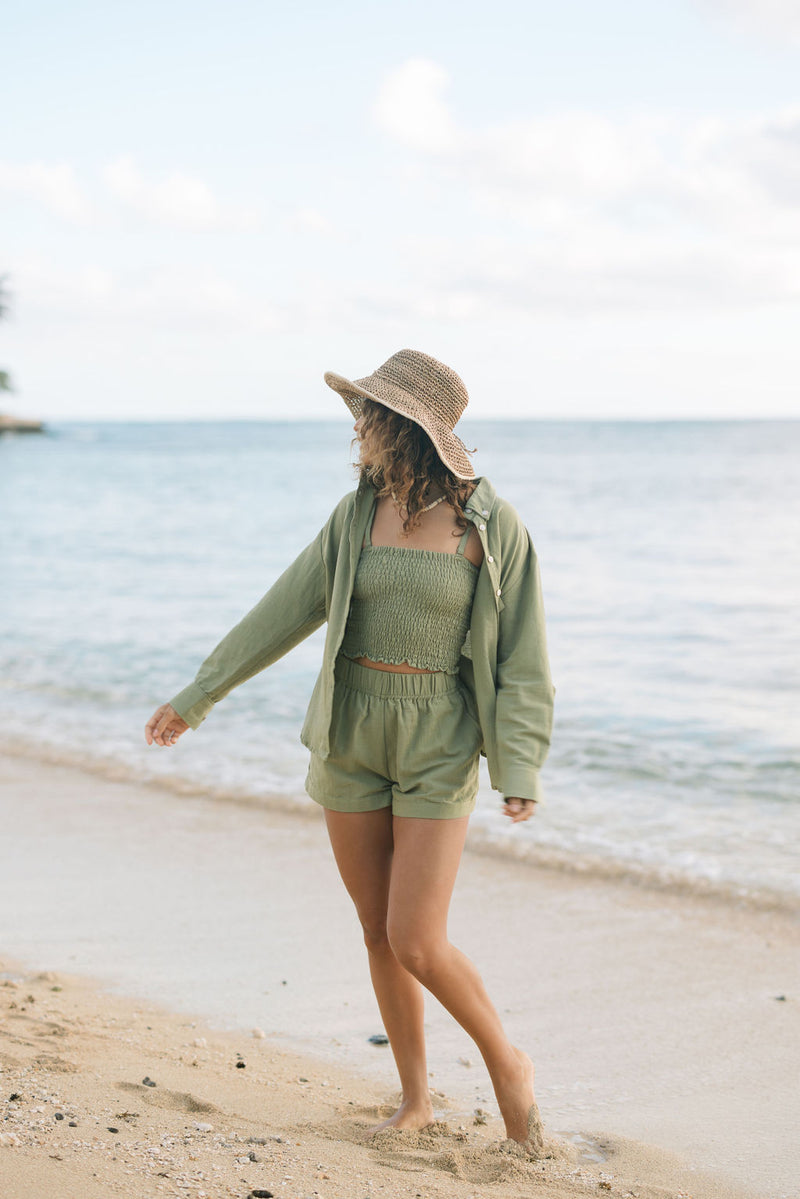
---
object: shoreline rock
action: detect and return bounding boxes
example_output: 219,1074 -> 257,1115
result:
0,412 -> 45,433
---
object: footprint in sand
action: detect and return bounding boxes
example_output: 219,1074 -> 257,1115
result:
371,1122 -> 467,1151
329,1101 -> 571,1187
116,1080 -> 220,1114
33,1053 -> 78,1073
303,1101 -> 572,1191
5,1013 -> 70,1042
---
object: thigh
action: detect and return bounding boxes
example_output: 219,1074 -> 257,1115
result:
324,808 -> 395,931
387,815 -> 470,946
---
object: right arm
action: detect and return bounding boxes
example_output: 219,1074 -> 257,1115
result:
145,522 -> 328,746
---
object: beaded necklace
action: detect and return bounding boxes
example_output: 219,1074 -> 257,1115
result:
391,491 -> 446,514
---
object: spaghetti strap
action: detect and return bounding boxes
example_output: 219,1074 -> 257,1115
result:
455,524 -> 472,556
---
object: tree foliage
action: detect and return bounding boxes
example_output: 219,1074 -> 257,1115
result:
0,274 -> 12,393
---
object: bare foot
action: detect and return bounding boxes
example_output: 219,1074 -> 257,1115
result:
369,1097 -> 435,1135
494,1047 -> 544,1155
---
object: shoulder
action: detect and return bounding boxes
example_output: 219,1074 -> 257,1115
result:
470,478 -> 532,548
324,488 -> 358,526
331,488 -> 358,519
471,480 -> 544,596
493,497 -> 529,540
320,485 -> 370,542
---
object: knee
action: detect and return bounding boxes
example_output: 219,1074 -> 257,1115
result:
361,919 -> 391,956
387,928 -> 444,981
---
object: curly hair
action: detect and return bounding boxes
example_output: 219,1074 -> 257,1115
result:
354,399 -> 474,536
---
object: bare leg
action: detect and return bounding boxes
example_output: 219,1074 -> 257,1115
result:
387,815 -> 540,1149
324,808 -> 434,1130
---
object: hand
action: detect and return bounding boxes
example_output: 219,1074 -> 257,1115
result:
503,797 -> 537,823
145,703 -> 189,748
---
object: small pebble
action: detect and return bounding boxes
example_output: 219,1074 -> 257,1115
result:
142,1076 -> 157,1087
458,1056 -> 474,1067
69,1121 -> 78,1127
368,1034 -> 389,1046
252,1027 -> 265,1039
54,1112 -> 64,1121
248,1191 -> 273,1198
194,1121 -> 213,1132
107,1126 -> 119,1134
8,1093 -> 21,1102
236,1060 -> 246,1069
248,1150 -> 259,1161
192,1037 -> 207,1048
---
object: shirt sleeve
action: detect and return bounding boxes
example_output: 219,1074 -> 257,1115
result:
493,541 -> 555,803
169,527 -> 328,730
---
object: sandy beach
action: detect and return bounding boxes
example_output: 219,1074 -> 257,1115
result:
1,750 -> 798,1199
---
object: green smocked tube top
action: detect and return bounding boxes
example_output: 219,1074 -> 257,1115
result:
340,520 -> 479,675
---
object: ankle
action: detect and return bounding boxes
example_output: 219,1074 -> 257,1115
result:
485,1042 -> 524,1080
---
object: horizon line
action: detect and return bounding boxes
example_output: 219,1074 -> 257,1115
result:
21,414 -> 800,425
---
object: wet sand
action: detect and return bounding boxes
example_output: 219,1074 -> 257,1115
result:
1,751 -> 798,1198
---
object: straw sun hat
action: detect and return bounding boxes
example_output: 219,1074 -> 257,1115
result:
324,348 -> 476,480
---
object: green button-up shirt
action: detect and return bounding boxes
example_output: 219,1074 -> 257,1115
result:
169,476 -> 555,803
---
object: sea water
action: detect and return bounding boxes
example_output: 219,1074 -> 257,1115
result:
1,419 -> 798,908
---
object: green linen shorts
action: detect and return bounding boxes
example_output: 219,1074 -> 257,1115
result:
305,656 -> 483,819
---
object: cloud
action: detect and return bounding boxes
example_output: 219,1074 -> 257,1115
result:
0,160 -> 92,223
285,206 -> 339,237
372,59 -> 460,154
102,155 -> 260,232
374,64 -> 800,229
703,106 -> 800,210
1,155 -> 261,233
12,258 -> 282,335
399,228 -> 800,319
700,0 -> 800,44
371,60 -> 800,312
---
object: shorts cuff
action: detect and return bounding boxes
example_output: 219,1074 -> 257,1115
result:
391,796 -> 477,820
305,786 -> 392,814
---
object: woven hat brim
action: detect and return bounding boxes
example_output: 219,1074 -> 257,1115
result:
324,371 -> 475,480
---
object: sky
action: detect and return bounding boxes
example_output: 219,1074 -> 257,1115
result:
2,0 -> 800,420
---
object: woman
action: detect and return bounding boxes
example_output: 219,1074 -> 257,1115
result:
145,349 -> 555,1152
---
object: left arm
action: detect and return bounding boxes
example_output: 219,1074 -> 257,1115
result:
494,539 -> 555,818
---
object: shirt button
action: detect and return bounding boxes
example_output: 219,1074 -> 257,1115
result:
482,509 -> 489,516
479,523 -> 486,531
496,588 -> 502,597
487,555 -> 494,563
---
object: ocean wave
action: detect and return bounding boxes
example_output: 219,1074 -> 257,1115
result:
3,737 -> 797,917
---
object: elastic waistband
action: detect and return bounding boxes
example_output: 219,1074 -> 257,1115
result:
334,655 -> 459,698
